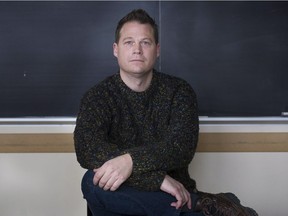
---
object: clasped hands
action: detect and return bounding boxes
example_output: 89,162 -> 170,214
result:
93,153 -> 192,210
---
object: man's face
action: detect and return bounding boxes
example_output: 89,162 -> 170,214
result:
113,21 -> 160,77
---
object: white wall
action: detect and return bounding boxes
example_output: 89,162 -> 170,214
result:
1,152 -> 288,216
0,153 -> 86,216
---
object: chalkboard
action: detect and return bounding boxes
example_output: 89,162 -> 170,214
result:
0,1 -> 287,117
0,1 -> 159,117
160,1 -> 288,116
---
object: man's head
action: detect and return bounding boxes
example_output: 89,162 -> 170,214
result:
115,9 -> 159,45
113,9 -> 160,82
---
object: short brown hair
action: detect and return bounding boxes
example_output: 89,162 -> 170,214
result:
115,9 -> 159,44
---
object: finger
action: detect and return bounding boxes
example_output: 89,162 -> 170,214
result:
109,177 -> 125,191
98,172 -> 111,188
176,190 -> 190,209
93,162 -> 113,187
93,168 -> 106,186
173,193 -> 184,209
186,192 -> 192,209
103,176 -> 117,191
170,200 -> 182,209
170,202 -> 177,208
181,190 -> 191,209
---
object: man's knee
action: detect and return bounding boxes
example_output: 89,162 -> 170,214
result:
82,170 -> 94,197
81,170 -> 103,207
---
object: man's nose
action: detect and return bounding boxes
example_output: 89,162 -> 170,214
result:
133,42 -> 142,54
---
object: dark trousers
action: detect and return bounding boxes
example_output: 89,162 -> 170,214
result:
82,170 -> 204,216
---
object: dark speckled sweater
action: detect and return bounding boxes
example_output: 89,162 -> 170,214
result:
74,70 -> 199,192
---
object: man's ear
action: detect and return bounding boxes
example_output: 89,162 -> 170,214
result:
156,43 -> 160,57
113,43 -> 118,58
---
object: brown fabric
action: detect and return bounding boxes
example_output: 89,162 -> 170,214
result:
195,192 -> 258,216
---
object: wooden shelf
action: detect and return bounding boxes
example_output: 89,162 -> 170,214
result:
1,133 -> 287,153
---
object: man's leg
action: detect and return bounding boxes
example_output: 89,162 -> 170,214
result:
82,170 -> 144,216
81,170 -> 202,216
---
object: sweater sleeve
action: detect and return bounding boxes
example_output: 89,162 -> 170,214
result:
126,81 -> 199,175
74,87 -> 122,170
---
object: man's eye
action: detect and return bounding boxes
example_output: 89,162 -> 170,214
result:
141,41 -> 152,46
124,41 -> 133,45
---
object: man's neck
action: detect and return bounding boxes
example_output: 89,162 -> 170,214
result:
120,71 -> 153,92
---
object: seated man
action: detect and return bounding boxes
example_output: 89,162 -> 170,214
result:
74,8 -> 258,216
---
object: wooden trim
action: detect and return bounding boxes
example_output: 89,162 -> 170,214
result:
198,133 -> 288,152
0,133 -> 288,153
0,134 -> 74,153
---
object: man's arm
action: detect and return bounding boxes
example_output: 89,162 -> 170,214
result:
74,87 -> 167,190
92,155 -> 192,210
74,88 -> 122,170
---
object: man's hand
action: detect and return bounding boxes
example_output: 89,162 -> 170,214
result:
160,175 -> 192,210
93,153 -> 133,191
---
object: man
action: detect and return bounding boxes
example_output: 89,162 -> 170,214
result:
74,9 -> 258,216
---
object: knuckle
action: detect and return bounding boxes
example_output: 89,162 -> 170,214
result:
117,175 -> 125,181
94,172 -> 101,179
110,184 -> 118,191
99,180 -> 105,187
94,175 -> 100,181
104,184 -> 111,190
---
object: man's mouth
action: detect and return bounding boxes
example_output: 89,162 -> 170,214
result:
130,59 -> 144,62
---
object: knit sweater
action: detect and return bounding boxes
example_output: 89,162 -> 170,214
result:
74,70 -> 199,192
